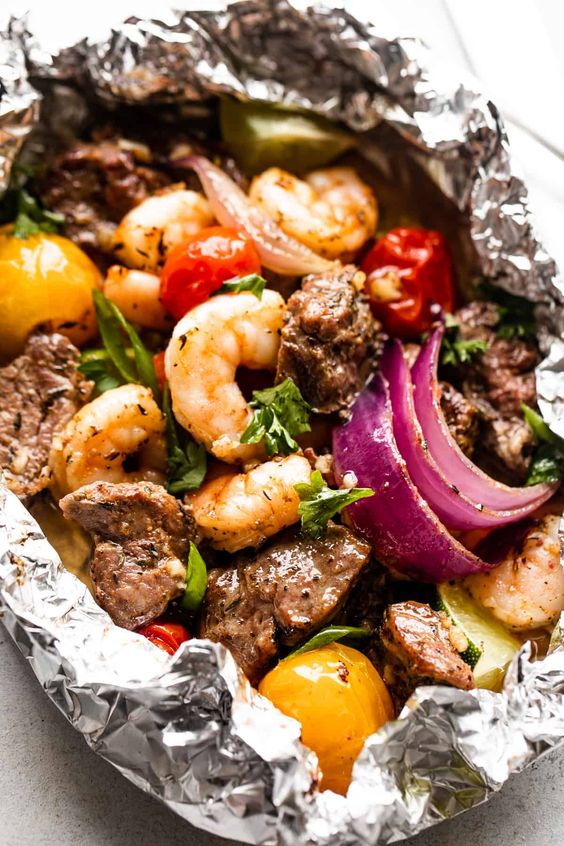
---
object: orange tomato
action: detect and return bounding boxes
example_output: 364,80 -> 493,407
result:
259,643 -> 394,794
0,228 -> 101,361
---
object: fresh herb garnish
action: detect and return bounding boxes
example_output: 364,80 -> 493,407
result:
522,404 -> 564,486
294,470 -> 374,538
287,625 -> 372,659
180,542 -> 208,612
479,281 -> 536,341
441,316 -> 487,367
526,446 -> 563,486
12,188 -> 65,239
218,274 -> 266,298
91,290 -> 160,399
163,383 -> 207,495
78,348 -> 125,394
241,377 -> 312,457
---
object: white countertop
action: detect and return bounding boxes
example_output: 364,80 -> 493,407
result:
1,1 -> 563,844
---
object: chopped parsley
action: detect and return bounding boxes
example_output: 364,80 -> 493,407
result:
218,274 -> 266,298
78,348 -> 125,395
241,377 -> 311,457
12,188 -> 64,239
287,625 -> 372,659
294,470 -> 374,538
479,281 -> 536,341
522,404 -> 564,486
441,316 -> 487,367
180,542 -> 208,612
163,384 -> 207,495
0,165 -> 64,239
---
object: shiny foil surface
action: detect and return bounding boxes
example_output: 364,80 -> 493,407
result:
0,2 -> 563,844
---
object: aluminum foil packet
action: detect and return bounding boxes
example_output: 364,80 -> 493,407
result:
1,2 -> 563,844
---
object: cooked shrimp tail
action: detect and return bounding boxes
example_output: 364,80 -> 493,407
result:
48,383 -> 167,495
165,289 -> 285,464
188,453 -> 311,552
249,166 -> 377,260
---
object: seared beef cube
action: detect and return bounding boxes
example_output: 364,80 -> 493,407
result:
200,523 -> 371,684
275,265 -> 380,415
61,481 -> 195,630
379,601 -> 473,707
37,141 -> 170,261
0,333 -> 92,501
453,300 -> 539,480
440,382 -> 479,456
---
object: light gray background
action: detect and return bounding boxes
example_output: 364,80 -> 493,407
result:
2,1 -> 563,844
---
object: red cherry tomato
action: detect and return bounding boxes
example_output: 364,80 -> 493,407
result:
361,227 -> 455,338
137,620 -> 190,655
153,350 -> 166,390
160,226 -> 261,320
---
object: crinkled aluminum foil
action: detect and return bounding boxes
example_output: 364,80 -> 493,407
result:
1,2 -> 563,844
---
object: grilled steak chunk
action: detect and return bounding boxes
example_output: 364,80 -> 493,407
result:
440,381 -> 479,456
200,523 -> 371,684
275,265 -> 380,415
379,601 -> 474,706
37,141 -> 170,262
453,300 -> 539,480
0,333 -> 92,501
60,481 -> 195,630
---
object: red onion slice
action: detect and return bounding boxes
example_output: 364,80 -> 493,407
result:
382,340 -> 551,530
332,372 -> 491,581
411,326 -> 557,511
177,155 -> 334,276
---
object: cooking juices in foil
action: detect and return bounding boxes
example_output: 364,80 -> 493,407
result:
0,2 -> 563,844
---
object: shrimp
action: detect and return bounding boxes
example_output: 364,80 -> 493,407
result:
103,265 -> 173,331
188,453 -> 311,552
112,188 -> 215,271
48,384 -> 167,495
464,513 -> 564,630
248,166 -> 377,260
165,289 -> 285,464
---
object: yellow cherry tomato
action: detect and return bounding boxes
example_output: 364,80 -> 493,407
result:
0,227 -> 101,361
259,643 -> 394,794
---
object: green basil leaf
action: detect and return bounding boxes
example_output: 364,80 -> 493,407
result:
241,378 -> 311,456
287,625 -> 371,659
295,470 -> 374,538
181,542 -> 208,612
219,274 -> 266,298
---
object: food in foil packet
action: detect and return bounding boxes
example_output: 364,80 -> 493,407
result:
0,3 -> 563,845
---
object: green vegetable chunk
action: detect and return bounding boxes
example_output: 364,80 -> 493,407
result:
437,581 -> 521,691
218,274 -> 266,298
287,625 -> 371,659
295,470 -> 374,538
241,377 -> 312,457
12,188 -> 65,240
522,404 -> 564,486
220,97 -> 355,175
181,542 -> 208,612
162,384 -> 207,495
